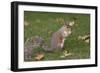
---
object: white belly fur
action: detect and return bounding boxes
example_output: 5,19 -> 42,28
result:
60,39 -> 65,48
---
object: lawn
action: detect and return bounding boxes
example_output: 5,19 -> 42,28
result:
24,11 -> 90,61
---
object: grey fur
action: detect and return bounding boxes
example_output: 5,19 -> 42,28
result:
24,36 -> 44,61
42,24 -> 72,52
24,21 -> 74,60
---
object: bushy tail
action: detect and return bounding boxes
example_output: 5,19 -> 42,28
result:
42,43 -> 53,52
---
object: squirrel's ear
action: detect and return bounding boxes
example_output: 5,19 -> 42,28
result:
64,21 -> 69,26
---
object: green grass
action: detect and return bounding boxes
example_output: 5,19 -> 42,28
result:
24,11 -> 90,61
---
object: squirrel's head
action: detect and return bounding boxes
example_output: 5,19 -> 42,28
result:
61,21 -> 75,37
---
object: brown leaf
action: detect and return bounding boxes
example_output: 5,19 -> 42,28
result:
60,50 -> 73,58
85,39 -> 90,43
34,53 -> 44,61
24,21 -> 29,26
78,34 -> 90,41
69,21 -> 75,26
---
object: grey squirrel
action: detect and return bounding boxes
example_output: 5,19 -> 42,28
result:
42,21 -> 74,51
24,21 -> 74,61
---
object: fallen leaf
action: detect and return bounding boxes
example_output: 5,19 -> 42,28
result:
56,18 -> 65,25
64,53 -> 73,56
78,34 -> 90,41
63,50 -> 68,55
60,50 -> 73,58
85,39 -> 90,43
34,53 -> 44,61
69,21 -> 75,26
24,21 -> 29,26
